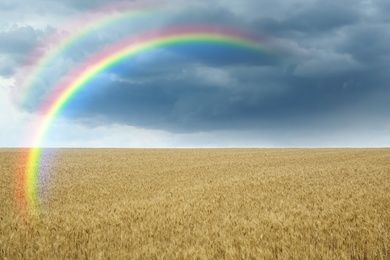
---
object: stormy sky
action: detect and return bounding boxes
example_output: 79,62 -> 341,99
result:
0,0 -> 389,147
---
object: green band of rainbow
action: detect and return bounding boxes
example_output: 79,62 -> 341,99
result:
20,26 -> 278,220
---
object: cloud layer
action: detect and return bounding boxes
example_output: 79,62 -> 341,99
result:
1,0 -> 389,146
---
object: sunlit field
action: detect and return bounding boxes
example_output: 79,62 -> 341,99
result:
1,148 -> 389,259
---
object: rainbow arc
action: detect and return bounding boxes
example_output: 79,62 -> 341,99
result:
17,25 -> 279,221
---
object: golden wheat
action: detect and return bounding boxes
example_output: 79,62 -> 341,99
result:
1,148 -> 389,259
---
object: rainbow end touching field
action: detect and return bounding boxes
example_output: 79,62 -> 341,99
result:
15,25 -> 282,221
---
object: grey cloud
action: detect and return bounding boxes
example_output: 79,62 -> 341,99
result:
53,55 -> 386,133
377,0 -> 390,12
253,1 -> 361,36
0,1 -> 17,11
167,4 -> 243,28
0,25 -> 51,77
0,25 -> 44,54
283,2 -> 360,33
0,55 -> 16,77
59,0 -> 115,9
338,24 -> 390,65
3,0 -> 390,138
49,0 -> 150,12
292,50 -> 362,77
0,0 -> 116,12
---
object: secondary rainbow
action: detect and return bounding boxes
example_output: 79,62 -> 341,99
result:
19,25 -> 278,220
13,1 -> 171,107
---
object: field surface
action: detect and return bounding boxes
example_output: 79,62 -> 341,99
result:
1,148 -> 389,259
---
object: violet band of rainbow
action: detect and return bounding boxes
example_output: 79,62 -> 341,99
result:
23,26 -> 278,219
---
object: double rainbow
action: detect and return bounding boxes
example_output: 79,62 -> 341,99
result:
16,10 -> 279,221
14,1 -> 171,107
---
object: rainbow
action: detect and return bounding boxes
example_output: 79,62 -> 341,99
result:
13,0 -> 171,107
17,25 -> 278,220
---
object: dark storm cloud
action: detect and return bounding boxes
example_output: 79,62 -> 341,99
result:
339,24 -> 390,65
283,2 -> 360,33
59,56 -> 385,133
255,3 -> 360,36
3,0 -> 390,135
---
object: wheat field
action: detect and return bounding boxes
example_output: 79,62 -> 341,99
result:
1,148 -> 389,259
